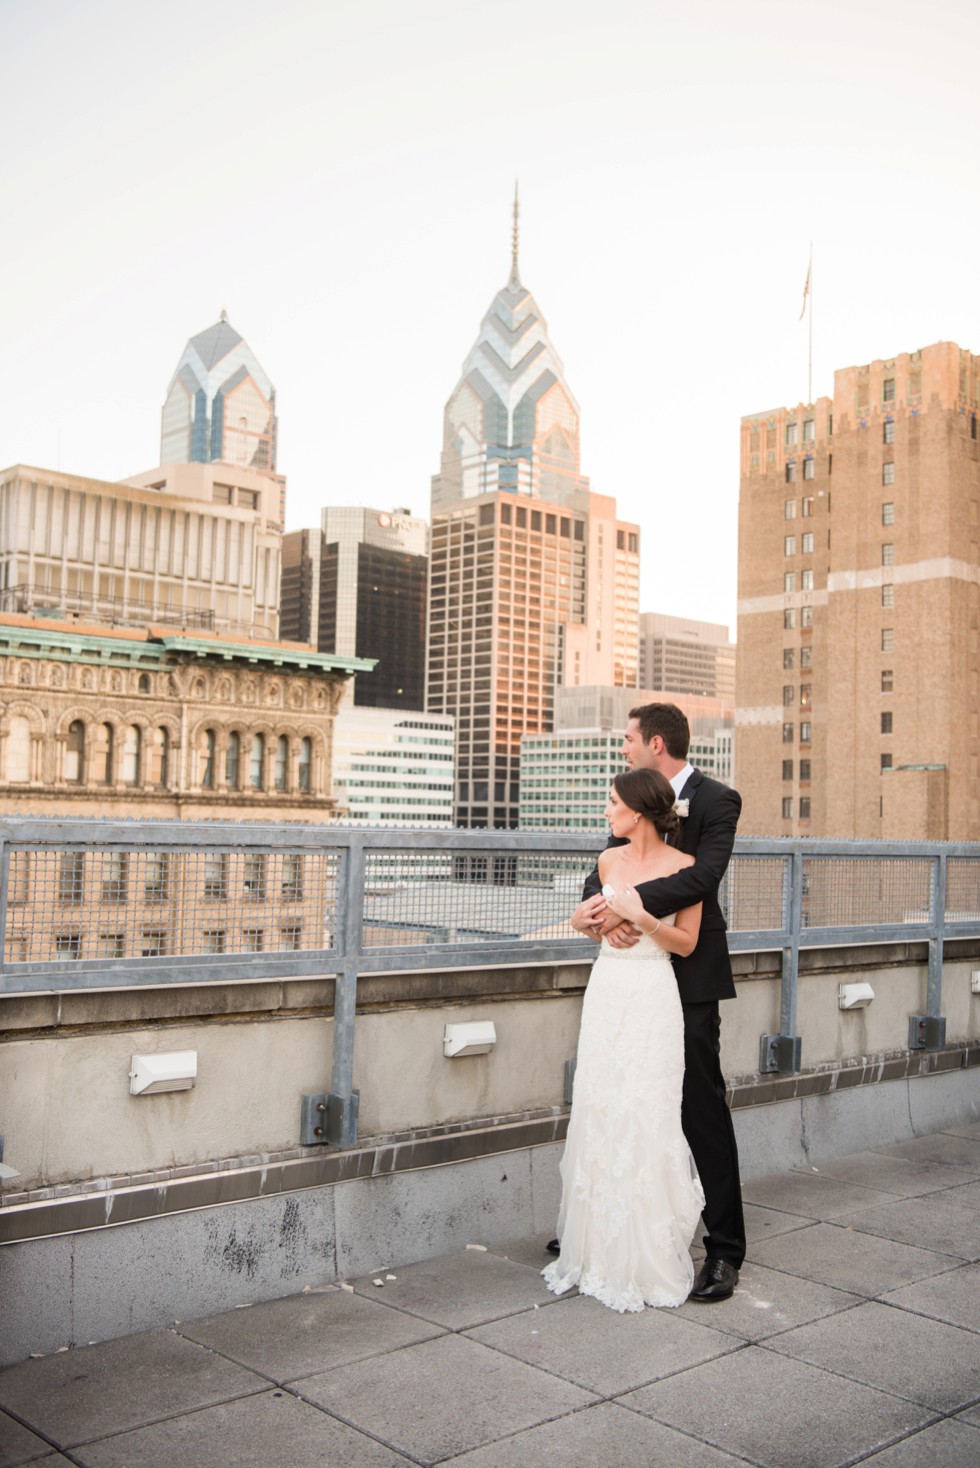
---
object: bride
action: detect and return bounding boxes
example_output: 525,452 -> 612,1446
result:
543,768 -> 705,1312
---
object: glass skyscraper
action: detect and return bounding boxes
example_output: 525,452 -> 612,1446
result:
161,312 -> 278,474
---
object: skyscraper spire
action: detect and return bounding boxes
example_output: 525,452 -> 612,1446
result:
509,180 -> 521,287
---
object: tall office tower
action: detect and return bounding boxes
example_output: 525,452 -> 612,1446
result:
736,340 -> 980,839
281,508 -> 428,709
427,200 -> 640,827
639,613 -> 736,699
161,312 -> 285,526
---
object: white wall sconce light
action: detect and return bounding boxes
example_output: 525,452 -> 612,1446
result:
443,1021 -> 496,1058
839,983 -> 875,1011
971,970 -> 980,994
129,1050 -> 198,1095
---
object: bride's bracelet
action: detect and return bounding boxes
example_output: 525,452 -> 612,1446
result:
648,918 -> 662,936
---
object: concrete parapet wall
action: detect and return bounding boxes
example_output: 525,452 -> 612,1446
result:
2,943 -> 979,1196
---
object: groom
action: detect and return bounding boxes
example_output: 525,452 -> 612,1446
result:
551,702 -> 745,1301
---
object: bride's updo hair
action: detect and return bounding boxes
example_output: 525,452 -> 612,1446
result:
613,769 -> 681,839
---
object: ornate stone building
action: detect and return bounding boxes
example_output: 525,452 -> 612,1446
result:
0,613 -> 371,819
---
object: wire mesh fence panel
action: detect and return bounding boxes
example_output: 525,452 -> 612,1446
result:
3,846 -> 340,963
723,857 -> 787,933
360,848 -> 593,948
800,857 -> 932,929
944,859 -> 980,921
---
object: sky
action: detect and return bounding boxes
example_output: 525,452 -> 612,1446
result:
2,0 -> 978,629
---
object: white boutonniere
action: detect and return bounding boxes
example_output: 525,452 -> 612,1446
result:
673,799 -> 690,818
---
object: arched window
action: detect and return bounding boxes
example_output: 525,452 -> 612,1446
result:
138,674 -> 151,694
249,733 -> 265,790
122,726 -> 141,785
65,721 -> 85,783
201,729 -> 216,789
93,723 -> 114,784
149,728 -> 169,787
298,737 -> 312,793
225,731 -> 240,787
274,735 -> 288,791
7,715 -> 31,782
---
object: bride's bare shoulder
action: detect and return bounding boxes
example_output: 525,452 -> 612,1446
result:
668,850 -> 696,873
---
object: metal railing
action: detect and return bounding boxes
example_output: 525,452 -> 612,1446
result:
2,819 -> 977,1143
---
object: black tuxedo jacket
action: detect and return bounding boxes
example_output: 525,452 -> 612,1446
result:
584,769 -> 742,1005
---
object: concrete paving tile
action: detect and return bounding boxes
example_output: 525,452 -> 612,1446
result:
620,1344 -> 931,1468
297,1332 -> 595,1465
0,1330 -> 265,1448
465,1292 -> 738,1395
483,1234 -> 562,1270
929,1177 -> 980,1209
881,1261 -> 980,1332
795,1150 -> 980,1198
178,1287 -> 446,1382
741,1171 -> 897,1220
845,1195 -> 980,1261
956,1403 -> 980,1427
349,1249 -> 557,1330
674,1259 -> 864,1342
767,1300 -> 980,1411
858,1418 -> 980,1466
750,1221 -> 954,1297
70,1389 -> 412,1468
871,1135 -> 980,1173
743,1201 -> 815,1244
440,1400 -> 747,1467
941,1121 -> 980,1139
0,1409 -> 57,1466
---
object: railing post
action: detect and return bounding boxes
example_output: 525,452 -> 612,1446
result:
760,846 -> 803,1075
909,851 -> 947,1050
299,838 -> 362,1148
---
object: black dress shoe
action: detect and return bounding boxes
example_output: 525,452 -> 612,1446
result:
689,1258 -> 739,1301
546,1237 -> 561,1255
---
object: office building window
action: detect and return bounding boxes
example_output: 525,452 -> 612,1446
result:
784,608 -> 796,629
883,462 -> 895,485
882,583 -> 894,607
782,796 -> 793,819
883,419 -> 895,444
784,499 -> 797,519
800,759 -> 811,780
882,543 -> 894,566
801,605 -> 813,627
784,536 -> 796,556
803,457 -> 815,480
783,685 -> 795,706
225,731 -> 240,787
802,532 -> 814,553
782,722 -> 794,743
784,572 -> 796,592
802,496 -> 814,517
800,684 -> 811,707
880,753 -> 893,770
799,797 -> 811,819
803,419 -> 815,442
882,501 -> 895,524
800,721 -> 812,742
882,669 -> 894,692
782,760 -> 793,780
882,628 -> 894,652
64,720 -> 85,783
801,569 -> 813,590
785,462 -> 797,483
881,712 -> 893,734
883,377 -> 896,402
783,648 -> 795,669
785,422 -> 798,447
249,734 -> 265,790
800,646 -> 812,668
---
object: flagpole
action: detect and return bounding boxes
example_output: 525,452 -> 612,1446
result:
808,242 -> 813,404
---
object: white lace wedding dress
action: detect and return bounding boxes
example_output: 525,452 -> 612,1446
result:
543,926 -> 704,1311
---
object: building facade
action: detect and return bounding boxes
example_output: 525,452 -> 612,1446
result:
331,707 -> 454,826
0,463 -> 283,640
736,340 -> 980,838
0,613 -> 370,819
638,612 -> 736,699
281,508 -> 428,709
427,212 -> 639,828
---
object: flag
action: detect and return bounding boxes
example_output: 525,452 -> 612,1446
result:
799,257 -> 812,321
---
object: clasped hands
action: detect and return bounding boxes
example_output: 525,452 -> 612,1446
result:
569,888 -> 644,948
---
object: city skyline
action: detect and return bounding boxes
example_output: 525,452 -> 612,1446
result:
2,1 -> 979,629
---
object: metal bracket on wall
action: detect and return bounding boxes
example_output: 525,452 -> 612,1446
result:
300,1091 -> 360,1147
759,1033 -> 803,1075
908,1015 -> 946,1050
563,1058 -> 577,1105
